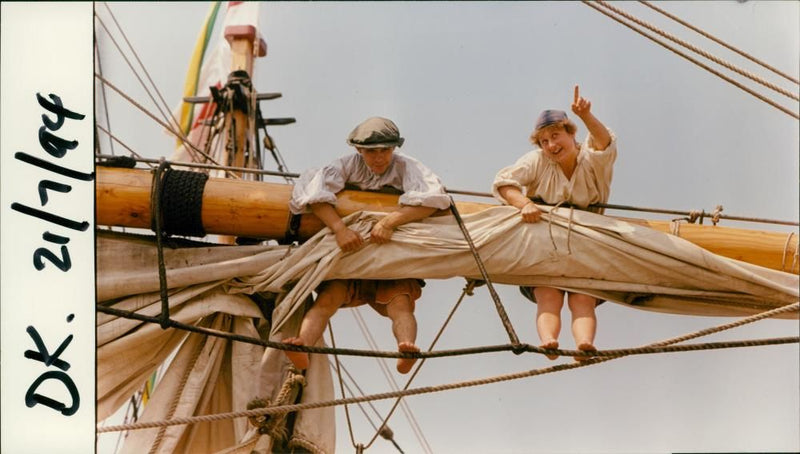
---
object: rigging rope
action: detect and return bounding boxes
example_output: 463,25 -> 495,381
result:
97,303 -> 799,433
94,34 -> 116,157
449,197 -> 522,348
100,3 -> 183,131
95,301 -> 799,363
93,74 -> 240,178
150,160 -> 172,329
349,309 -> 430,453
638,1 -> 800,86
582,1 -> 799,120
359,280 -> 475,452
95,126 -> 154,168
94,11 -> 183,147
593,1 -> 798,102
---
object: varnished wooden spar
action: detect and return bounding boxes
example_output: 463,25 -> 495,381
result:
96,166 -> 798,274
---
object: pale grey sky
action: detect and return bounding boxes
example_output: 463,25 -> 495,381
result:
94,2 -> 798,453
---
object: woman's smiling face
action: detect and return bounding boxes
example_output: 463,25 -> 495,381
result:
537,126 -> 578,165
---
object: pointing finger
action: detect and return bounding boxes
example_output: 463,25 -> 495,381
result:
574,85 -> 580,103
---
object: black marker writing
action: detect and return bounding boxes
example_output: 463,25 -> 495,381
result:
24,316 -> 80,416
10,93 -> 92,272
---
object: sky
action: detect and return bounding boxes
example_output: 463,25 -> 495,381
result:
91,2 -> 799,453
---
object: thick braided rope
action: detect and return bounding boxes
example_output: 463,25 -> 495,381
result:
638,0 -> 800,85
581,2 -> 799,120
595,0 -> 798,101
97,303 -> 798,433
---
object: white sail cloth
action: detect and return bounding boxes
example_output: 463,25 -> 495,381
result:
97,232 -> 334,453
97,207 -> 798,453
231,205 -> 798,335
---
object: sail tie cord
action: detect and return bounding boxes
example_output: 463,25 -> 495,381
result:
711,205 -> 723,226
581,1 -> 799,120
591,1 -> 799,103
638,1 -> 800,86
448,197 -> 522,351
544,202 -> 576,255
97,302 -> 799,433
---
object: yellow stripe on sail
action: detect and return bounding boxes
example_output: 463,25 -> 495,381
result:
141,369 -> 158,405
177,1 -> 223,147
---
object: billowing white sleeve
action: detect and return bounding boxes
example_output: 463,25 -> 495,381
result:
288,160 -> 348,214
398,158 -> 451,210
491,151 -> 538,204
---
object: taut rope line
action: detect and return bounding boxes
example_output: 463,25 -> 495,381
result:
97,303 -> 799,433
581,1 -> 799,120
449,197 -> 522,348
593,1 -> 798,102
96,303 -> 798,363
638,1 -> 800,86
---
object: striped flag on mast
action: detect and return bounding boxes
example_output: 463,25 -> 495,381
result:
171,1 -> 262,167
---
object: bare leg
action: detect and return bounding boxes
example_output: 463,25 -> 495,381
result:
568,292 -> 597,361
283,281 -> 348,370
384,294 -> 419,374
534,287 -> 565,360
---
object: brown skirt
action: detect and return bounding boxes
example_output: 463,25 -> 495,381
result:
317,279 -> 424,316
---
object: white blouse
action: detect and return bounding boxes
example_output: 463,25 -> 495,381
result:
290,151 -> 450,214
492,130 -> 617,211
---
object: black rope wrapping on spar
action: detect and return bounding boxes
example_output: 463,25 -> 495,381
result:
447,196 -> 522,351
158,168 -> 208,237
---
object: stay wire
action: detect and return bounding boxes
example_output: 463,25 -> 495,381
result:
93,12 -> 182,145
582,1 -> 799,120
94,33 -> 116,156
638,0 -> 799,86
99,3 -> 183,137
593,0 -> 797,101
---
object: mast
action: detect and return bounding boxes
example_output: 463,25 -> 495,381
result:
219,24 -> 266,179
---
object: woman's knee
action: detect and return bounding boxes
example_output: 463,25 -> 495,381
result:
567,293 -> 597,312
534,287 -> 565,310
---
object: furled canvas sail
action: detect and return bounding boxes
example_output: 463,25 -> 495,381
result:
97,203 -> 797,452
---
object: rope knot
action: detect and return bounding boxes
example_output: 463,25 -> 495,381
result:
711,205 -> 723,225
245,368 -> 307,439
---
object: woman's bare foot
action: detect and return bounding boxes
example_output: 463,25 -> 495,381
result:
282,337 -> 309,370
574,341 -> 597,362
396,342 -> 420,374
541,339 -> 559,361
